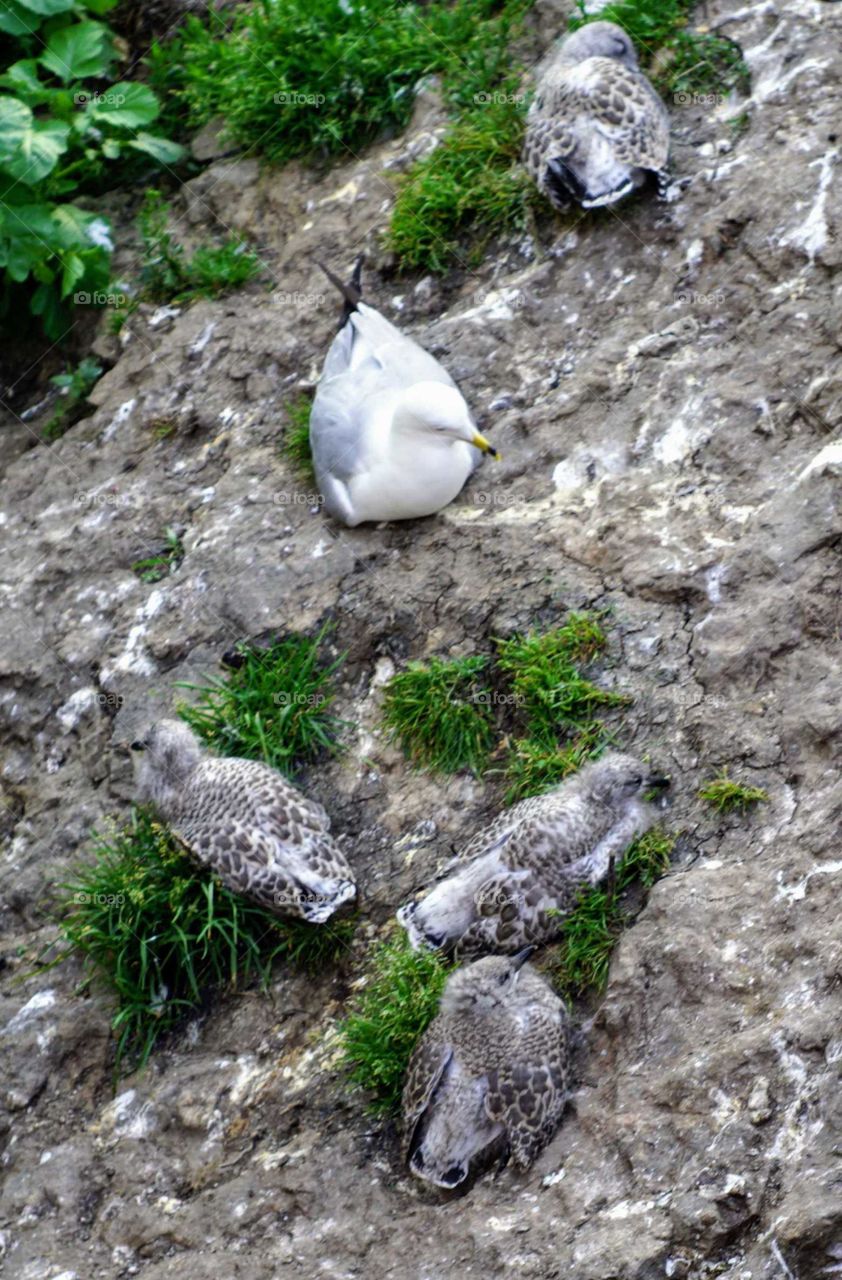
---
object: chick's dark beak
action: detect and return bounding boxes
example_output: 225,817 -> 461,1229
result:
646,774 -> 670,790
130,741 -> 146,752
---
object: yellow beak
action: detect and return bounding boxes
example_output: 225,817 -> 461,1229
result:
472,431 -> 501,461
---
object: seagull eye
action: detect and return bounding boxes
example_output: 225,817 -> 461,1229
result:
131,740 -> 146,752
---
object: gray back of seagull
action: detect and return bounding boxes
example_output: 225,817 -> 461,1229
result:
310,303 -> 458,508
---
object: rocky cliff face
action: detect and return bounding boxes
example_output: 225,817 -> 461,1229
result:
1,0 -> 841,1277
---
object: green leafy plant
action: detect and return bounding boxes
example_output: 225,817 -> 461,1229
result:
386,1 -> 536,273
137,189 -> 261,304
496,614 -> 623,742
381,614 -> 628,788
177,623 -> 347,778
547,827 -> 676,996
340,932 -> 452,1112
148,0 -> 527,167
60,807 -> 354,1074
662,32 -> 748,98
727,111 -> 750,138
698,772 -> 768,813
387,96 -> 537,273
43,354 -> 101,439
382,654 -> 495,775
146,413 -> 177,439
281,393 -> 315,485
494,615 -> 628,798
131,526 -> 184,584
569,0 -> 749,98
0,0 -> 184,336
503,723 -> 605,804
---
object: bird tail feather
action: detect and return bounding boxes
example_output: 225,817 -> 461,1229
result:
582,177 -> 635,208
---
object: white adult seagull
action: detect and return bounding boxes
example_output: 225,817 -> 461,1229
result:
309,260 -> 499,527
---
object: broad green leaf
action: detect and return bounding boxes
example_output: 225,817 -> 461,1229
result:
81,0 -> 118,12
0,1 -> 38,35
88,82 -> 159,128
3,118 -> 70,183
48,87 -> 76,115
4,236 -> 39,281
126,132 -> 185,165
61,250 -> 85,297
45,175 -> 77,196
32,256 -> 57,282
51,205 -> 113,254
0,60 -> 47,102
51,203 -> 97,247
31,279 -> 71,339
0,97 -> 32,163
15,0 -> 76,14
39,21 -> 113,82
30,281 -> 50,312
2,201 -> 59,241
68,108 -> 90,139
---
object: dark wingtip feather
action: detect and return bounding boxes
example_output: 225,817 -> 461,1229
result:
316,256 -> 365,328
545,157 -> 582,209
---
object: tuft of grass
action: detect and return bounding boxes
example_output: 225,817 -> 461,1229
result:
698,772 -> 768,813
339,932 -> 453,1112
496,614 -> 627,747
60,807 -> 355,1074
131,526 -> 184,584
548,827 -> 676,996
570,0 -> 749,99
138,190 -> 262,305
660,32 -> 748,98
386,2 -> 536,274
388,98 -> 538,273
43,357 -> 103,441
381,654 -> 495,775
281,394 -> 316,486
503,723 -> 605,804
727,111 -> 750,138
177,623 -> 346,778
148,0 -> 527,167
108,296 -> 141,335
381,613 -> 629,790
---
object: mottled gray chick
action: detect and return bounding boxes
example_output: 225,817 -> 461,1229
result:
523,21 -> 670,210
403,950 -> 570,1189
131,719 -> 356,922
397,752 -> 668,956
